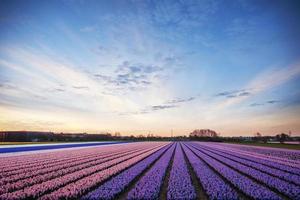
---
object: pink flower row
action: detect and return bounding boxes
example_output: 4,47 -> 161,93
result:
198,142 -> 300,169
0,143 -> 147,180
0,143 -> 167,199
0,143 -> 143,172
0,146 -> 143,187
220,143 -> 300,164
40,146 -> 164,199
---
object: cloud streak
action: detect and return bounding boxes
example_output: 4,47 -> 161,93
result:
250,100 -> 280,107
151,104 -> 178,111
72,86 -> 89,90
217,62 -> 300,109
118,95 -> 196,116
166,97 -> 196,104
216,89 -> 251,98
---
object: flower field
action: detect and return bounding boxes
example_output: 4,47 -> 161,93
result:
0,142 -> 299,200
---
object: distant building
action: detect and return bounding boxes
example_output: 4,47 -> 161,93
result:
0,131 -> 54,142
0,131 -> 114,142
241,136 -> 253,141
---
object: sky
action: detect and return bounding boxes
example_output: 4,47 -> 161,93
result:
0,0 -> 300,137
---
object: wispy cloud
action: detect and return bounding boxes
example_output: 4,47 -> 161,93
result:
239,91 -> 251,97
248,63 -> 300,93
72,86 -> 89,90
148,95 -> 197,111
119,103 -> 178,116
166,97 -> 195,104
217,62 -> 300,109
119,95 -> 196,116
0,45 -> 137,114
54,88 -> 65,92
249,100 -> 280,107
216,89 -> 251,98
151,104 -> 178,111
94,61 -> 164,93
266,100 -> 279,104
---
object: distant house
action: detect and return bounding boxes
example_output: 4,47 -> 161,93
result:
240,136 -> 253,142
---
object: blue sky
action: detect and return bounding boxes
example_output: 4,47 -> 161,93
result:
0,0 -> 300,136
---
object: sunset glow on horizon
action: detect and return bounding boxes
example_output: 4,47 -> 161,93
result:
0,0 -> 300,136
